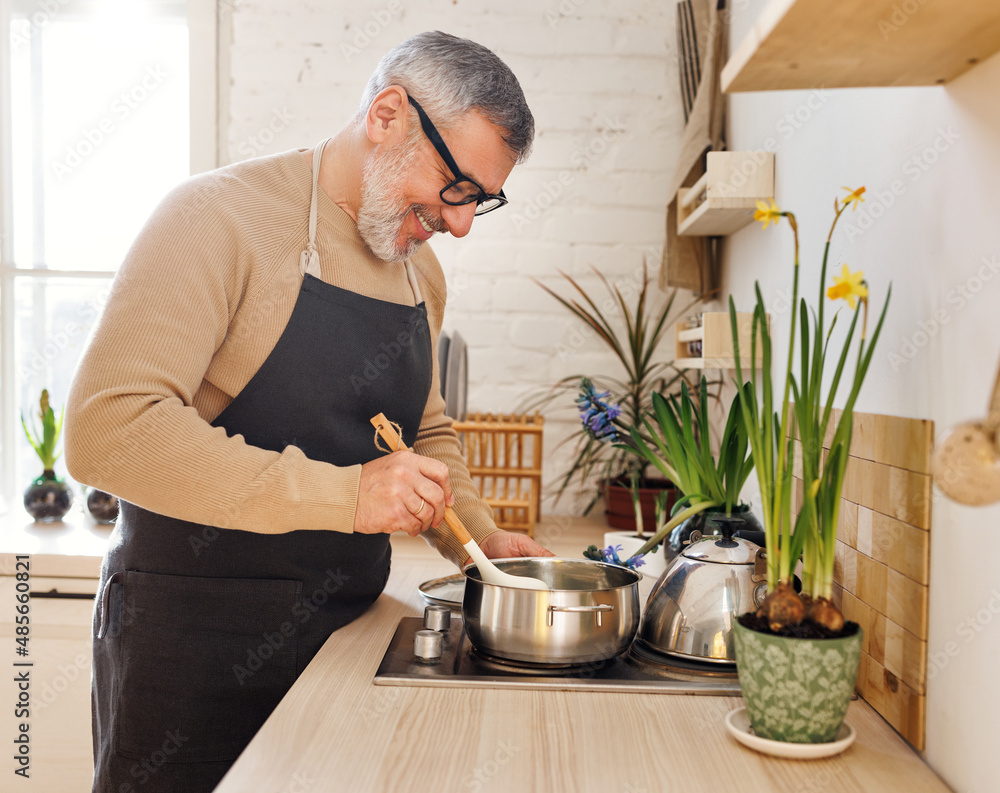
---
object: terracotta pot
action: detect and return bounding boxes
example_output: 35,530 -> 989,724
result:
601,478 -> 678,532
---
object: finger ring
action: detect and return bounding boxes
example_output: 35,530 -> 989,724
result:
414,499 -> 425,517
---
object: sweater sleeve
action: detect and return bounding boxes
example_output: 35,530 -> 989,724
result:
64,174 -> 361,534
408,251 -> 500,567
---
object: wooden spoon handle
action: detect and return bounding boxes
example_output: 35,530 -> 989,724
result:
369,413 -> 473,544
369,412 -> 408,452
440,511 -> 473,545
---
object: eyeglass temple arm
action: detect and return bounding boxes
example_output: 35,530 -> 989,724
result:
406,95 -> 464,184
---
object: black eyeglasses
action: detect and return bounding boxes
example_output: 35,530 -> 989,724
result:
407,95 -> 508,216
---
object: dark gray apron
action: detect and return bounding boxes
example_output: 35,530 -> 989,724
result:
90,140 -> 433,793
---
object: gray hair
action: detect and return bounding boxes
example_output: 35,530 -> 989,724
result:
358,31 -> 534,163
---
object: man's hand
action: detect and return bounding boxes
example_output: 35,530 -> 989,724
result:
468,530 -> 555,565
354,450 -> 453,537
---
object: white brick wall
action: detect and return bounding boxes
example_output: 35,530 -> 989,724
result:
225,0 -> 686,513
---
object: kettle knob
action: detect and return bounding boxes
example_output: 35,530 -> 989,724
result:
713,515 -> 739,548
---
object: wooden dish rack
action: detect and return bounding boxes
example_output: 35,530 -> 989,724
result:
451,412 -> 544,537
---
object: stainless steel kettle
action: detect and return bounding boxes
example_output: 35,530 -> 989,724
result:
636,519 -> 767,664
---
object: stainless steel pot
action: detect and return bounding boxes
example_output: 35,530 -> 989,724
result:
462,558 -> 641,665
637,527 -> 767,664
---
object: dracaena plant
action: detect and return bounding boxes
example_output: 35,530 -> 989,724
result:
520,261 -> 709,516
731,187 -> 891,633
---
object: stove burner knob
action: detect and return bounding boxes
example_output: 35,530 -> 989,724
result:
413,629 -> 443,662
423,604 -> 451,632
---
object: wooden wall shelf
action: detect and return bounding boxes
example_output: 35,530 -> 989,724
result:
722,0 -> 1000,93
674,311 -> 767,370
677,151 -> 774,237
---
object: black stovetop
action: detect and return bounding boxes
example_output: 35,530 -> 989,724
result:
373,616 -> 742,695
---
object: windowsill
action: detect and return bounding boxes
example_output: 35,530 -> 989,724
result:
0,501 -> 112,578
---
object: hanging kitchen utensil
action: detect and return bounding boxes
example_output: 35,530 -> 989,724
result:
931,354 -> 1000,506
369,413 -> 548,590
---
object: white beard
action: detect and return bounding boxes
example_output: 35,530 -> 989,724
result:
357,138 -> 425,263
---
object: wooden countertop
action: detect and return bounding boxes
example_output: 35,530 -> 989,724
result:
215,517 -> 951,793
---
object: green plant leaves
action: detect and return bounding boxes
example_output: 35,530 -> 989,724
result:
21,393 -> 64,470
728,198 -> 892,600
526,262 -> 709,508
629,377 -> 753,514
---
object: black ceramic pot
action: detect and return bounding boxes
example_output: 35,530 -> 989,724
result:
665,504 -> 764,563
86,488 -> 119,524
23,472 -> 74,522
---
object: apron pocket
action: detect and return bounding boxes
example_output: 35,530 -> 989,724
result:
113,570 -> 302,764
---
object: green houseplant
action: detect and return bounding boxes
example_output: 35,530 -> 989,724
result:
729,187 -> 891,744
523,261 -> 708,535
21,389 -> 74,522
626,376 -> 760,560
580,374 -> 757,568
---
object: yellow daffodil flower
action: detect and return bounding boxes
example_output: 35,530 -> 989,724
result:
841,186 -> 866,211
754,198 -> 782,229
827,264 -> 868,309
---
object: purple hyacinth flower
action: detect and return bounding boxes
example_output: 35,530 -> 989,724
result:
576,378 -> 622,442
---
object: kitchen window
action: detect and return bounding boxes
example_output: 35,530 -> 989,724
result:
0,0 -> 218,510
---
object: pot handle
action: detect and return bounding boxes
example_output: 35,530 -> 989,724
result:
547,603 -> 614,627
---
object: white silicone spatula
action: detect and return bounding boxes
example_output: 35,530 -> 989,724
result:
370,413 -> 548,591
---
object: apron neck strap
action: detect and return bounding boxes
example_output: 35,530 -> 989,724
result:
404,259 -> 423,305
299,139 -> 327,279
301,138 -> 423,307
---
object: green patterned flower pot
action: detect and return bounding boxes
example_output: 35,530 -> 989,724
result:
733,618 -> 862,743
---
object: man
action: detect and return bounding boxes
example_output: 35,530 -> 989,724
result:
65,31 -> 550,793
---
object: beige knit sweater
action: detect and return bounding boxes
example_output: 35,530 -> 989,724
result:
64,147 -> 497,567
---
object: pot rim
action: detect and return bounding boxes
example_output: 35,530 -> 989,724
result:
461,556 -> 642,592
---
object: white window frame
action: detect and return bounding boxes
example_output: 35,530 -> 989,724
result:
0,0 -> 221,507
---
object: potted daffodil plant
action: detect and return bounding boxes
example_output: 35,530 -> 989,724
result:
729,187 -> 891,745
